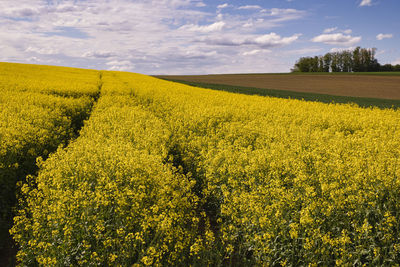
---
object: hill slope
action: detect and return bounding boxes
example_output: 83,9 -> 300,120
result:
156,73 -> 400,100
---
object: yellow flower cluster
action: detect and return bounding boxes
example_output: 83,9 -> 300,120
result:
10,67 -> 400,265
0,62 -> 99,249
116,73 -> 400,265
0,62 -> 100,97
12,72 -> 201,266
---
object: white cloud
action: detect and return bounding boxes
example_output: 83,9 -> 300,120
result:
25,46 -> 59,55
254,33 -> 301,47
323,27 -> 337,33
83,51 -> 117,58
262,8 -> 306,23
106,60 -> 134,71
329,47 -> 357,53
238,5 -> 262,10
242,49 -> 272,56
217,3 -> 229,9
392,59 -> 400,65
269,8 -> 301,16
312,33 -> 361,46
323,27 -> 352,34
376,33 -> 393,40
242,49 -> 261,56
199,32 -> 300,48
183,49 -> 218,58
243,21 -> 253,28
195,1 -> 206,7
27,56 -> 40,62
179,21 -> 225,33
359,0 -> 372,6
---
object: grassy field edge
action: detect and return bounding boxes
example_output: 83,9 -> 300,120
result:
159,71 -> 400,76
158,78 -> 400,109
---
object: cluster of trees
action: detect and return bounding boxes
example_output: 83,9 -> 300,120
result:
292,47 -> 400,72
379,63 -> 400,72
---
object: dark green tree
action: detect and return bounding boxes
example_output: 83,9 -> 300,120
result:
292,47 -> 383,73
352,47 -> 361,72
323,53 -> 332,72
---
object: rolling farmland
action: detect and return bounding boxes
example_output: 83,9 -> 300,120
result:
2,62 -> 400,266
157,73 -> 400,100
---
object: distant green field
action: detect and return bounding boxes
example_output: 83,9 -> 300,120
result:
289,72 -> 400,76
195,72 -> 400,76
160,79 -> 400,109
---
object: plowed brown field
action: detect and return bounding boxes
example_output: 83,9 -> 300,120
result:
156,74 -> 400,100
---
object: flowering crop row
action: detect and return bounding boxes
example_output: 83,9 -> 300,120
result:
12,72 -> 201,266
11,69 -> 400,265
0,63 -> 99,249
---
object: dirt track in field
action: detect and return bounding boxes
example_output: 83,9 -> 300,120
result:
156,74 -> 400,100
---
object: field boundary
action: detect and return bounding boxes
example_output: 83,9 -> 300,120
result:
159,78 -> 400,109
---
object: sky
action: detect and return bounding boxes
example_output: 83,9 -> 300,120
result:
0,0 -> 399,74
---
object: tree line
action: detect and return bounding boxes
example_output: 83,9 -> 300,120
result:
292,47 -> 400,73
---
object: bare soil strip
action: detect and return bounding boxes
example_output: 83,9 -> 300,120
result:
156,74 -> 400,100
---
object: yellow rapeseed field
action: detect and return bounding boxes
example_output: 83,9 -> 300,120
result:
0,62 -> 99,250
3,63 -> 400,265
